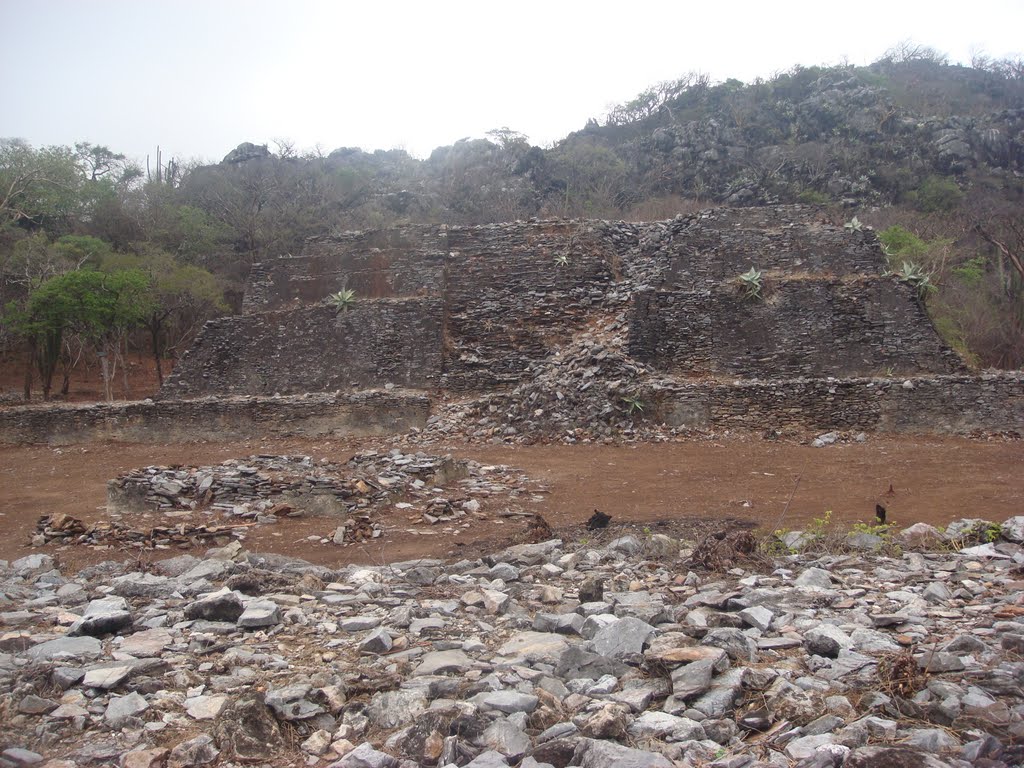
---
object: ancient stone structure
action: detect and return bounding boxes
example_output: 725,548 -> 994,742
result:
4,206 -> 1016,444
0,391 -> 428,445
153,205 -> 1020,437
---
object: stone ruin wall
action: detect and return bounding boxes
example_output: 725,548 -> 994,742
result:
629,278 -> 965,380
651,372 -> 1024,433
161,299 -> 444,398
656,221 -> 884,288
169,208 -> 957,398
140,206 -> 1022,438
0,391 -> 429,446
243,226 -> 447,311
166,220 -> 628,397
442,221 -> 624,390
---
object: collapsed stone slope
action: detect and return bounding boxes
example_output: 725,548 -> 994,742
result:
3,516 -> 1024,767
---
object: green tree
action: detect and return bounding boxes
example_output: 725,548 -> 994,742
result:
0,139 -> 82,231
10,268 -> 152,400
103,248 -> 225,384
73,142 -> 142,185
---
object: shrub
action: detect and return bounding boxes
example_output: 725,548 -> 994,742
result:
797,189 -> 830,206
910,175 -> 963,213
878,225 -> 930,261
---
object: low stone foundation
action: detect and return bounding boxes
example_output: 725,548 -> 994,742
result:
652,371 -> 1024,434
0,391 -> 430,446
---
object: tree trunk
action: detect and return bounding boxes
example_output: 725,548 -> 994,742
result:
150,321 -> 164,386
120,336 -> 130,398
22,340 -> 34,401
100,347 -> 111,402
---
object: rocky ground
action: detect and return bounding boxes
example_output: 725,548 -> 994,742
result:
3,515 -> 1024,768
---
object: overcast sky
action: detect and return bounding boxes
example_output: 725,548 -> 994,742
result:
2,0 -> 1022,165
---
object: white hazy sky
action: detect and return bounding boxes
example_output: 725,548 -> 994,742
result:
2,0 -> 1022,165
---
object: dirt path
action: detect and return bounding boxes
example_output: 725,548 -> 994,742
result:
1,435 -> 1020,570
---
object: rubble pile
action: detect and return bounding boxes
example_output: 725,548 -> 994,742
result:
34,514 -> 257,550
76,452 -> 535,551
3,516 -> 1024,768
416,324 -> 690,446
108,454 -> 395,518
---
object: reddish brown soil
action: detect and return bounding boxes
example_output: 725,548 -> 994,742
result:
1,434 -> 1020,572
0,351 -> 166,404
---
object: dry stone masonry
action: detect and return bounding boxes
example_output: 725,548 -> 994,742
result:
158,205 -> 1019,439
3,205 -> 1019,445
0,391 -> 430,446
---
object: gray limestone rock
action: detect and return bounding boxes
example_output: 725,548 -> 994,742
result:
367,689 -> 427,729
184,589 -> 244,623
236,600 -> 281,628
27,635 -> 102,661
479,719 -> 530,757
805,624 -> 852,658
105,691 -> 149,724
571,738 -> 674,768
589,616 -> 656,658
168,734 -> 219,768
67,596 -> 133,637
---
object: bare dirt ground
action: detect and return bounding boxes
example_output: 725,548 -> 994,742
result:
0,350 -> 166,403
1,433 -> 1020,572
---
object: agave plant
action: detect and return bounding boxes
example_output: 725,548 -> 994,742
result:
895,261 -> 935,299
622,394 -> 645,414
738,267 -> 764,300
554,252 -> 570,267
844,216 -> 864,232
327,288 -> 356,311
